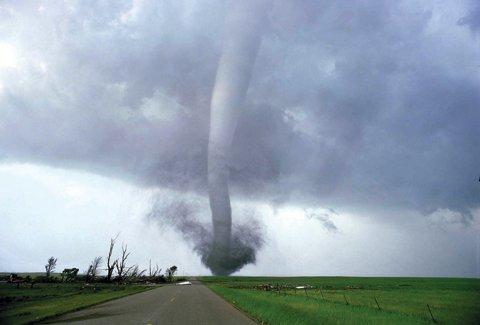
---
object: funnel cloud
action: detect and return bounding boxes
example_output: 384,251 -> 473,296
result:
207,0 -> 270,274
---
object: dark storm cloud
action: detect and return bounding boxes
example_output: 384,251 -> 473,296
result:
0,0 -> 478,219
458,0 -> 480,33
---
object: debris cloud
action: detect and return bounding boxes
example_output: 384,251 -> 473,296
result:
147,196 -> 264,275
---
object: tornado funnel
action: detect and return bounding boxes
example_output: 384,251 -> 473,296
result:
206,0 -> 269,275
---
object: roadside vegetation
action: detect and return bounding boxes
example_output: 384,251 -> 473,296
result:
0,235 -> 184,324
200,276 -> 480,324
0,282 -> 150,324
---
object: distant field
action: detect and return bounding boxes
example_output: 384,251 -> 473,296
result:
200,276 -> 480,324
0,273 -> 60,278
0,282 -> 153,324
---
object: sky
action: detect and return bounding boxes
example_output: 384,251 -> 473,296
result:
0,0 -> 479,276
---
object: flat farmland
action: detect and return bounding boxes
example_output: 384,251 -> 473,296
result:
200,276 -> 480,324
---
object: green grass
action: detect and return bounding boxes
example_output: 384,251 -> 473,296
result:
0,282 -> 154,324
200,276 -> 480,324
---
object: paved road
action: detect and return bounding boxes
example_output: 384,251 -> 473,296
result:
45,279 -> 255,325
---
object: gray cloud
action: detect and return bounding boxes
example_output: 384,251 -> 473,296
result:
458,1 -> 480,33
304,209 -> 338,232
0,0 -> 479,220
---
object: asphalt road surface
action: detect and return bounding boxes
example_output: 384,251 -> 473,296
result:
45,279 -> 256,325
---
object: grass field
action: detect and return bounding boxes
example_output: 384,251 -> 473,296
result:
0,282 -> 153,324
200,276 -> 480,324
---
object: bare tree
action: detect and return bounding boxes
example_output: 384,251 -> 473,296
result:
148,260 -> 161,277
45,257 -> 57,277
87,256 -> 102,282
115,244 -> 130,281
85,265 -> 93,283
106,234 -> 119,282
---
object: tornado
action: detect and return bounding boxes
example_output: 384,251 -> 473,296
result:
206,0 -> 269,275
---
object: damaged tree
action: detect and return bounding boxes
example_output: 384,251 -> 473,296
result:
165,265 -> 177,282
106,235 -> 118,282
149,259 -> 161,278
85,256 -> 102,283
115,244 -> 130,282
61,268 -> 79,282
45,256 -> 57,278
126,265 -> 146,282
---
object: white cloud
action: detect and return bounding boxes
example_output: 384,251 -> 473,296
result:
0,43 -> 17,69
0,163 -> 205,274
120,0 -> 145,24
140,89 -> 187,122
37,62 -> 47,73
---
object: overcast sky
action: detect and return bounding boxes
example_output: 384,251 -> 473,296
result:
0,0 -> 479,276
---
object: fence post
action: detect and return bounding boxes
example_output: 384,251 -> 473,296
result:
427,304 -> 436,323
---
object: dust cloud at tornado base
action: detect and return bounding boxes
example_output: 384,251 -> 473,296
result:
147,196 -> 264,275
